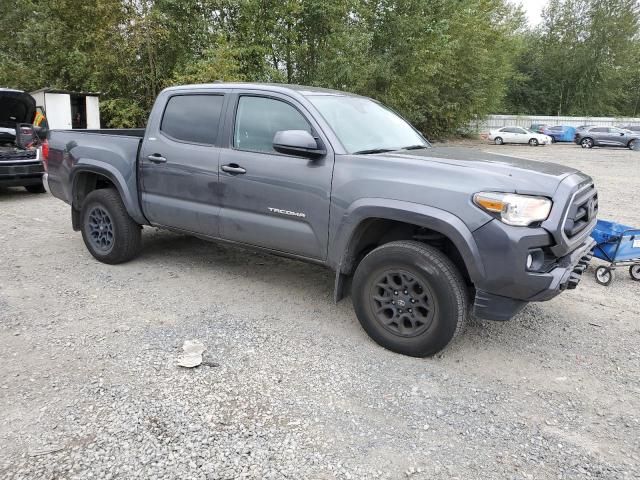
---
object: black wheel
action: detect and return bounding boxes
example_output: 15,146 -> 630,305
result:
629,139 -> 639,151
581,137 -> 594,149
352,240 -> 468,357
494,137 -> 503,145
529,138 -> 539,147
25,183 -> 46,194
630,265 -> 640,281
80,188 -> 142,264
595,266 -> 613,286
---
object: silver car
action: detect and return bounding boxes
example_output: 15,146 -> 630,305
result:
575,126 -> 640,150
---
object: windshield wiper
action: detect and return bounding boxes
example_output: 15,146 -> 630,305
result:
352,148 -> 396,155
401,144 -> 429,150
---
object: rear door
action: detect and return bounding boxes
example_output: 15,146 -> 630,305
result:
217,91 -> 335,260
498,128 -> 515,143
140,90 -> 227,237
606,127 -> 628,146
506,127 -> 525,143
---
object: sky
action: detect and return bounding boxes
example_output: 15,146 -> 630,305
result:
516,0 -> 548,26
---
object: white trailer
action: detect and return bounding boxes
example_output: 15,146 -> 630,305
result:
29,88 -> 100,130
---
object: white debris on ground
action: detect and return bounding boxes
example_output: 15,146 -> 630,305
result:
177,340 -> 206,368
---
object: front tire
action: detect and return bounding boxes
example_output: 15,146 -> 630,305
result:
629,139 -> 639,151
595,266 -> 613,286
352,240 -> 468,357
630,265 -> 640,281
25,183 -> 46,194
581,137 -> 594,149
80,188 -> 142,264
529,138 -> 539,147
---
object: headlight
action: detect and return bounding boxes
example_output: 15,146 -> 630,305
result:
473,192 -> 553,226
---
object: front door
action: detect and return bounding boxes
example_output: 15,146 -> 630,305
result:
140,92 -> 227,237
218,92 -> 334,260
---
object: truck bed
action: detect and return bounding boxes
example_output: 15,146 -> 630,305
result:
46,129 -> 145,222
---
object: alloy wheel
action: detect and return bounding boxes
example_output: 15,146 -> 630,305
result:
369,270 -> 437,337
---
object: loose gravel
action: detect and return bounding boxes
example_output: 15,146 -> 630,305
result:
1,143 -> 639,479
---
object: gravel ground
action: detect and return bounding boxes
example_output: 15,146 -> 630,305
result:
1,143 -> 639,479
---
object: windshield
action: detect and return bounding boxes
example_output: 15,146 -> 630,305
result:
307,95 -> 429,154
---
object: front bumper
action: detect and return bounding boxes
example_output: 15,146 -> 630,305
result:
0,151 -> 44,187
473,237 -> 595,321
470,199 -> 596,323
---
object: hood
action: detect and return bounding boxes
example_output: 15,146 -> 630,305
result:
0,89 -> 36,130
355,146 -> 581,196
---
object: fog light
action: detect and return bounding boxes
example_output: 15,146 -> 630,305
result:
526,254 -> 533,270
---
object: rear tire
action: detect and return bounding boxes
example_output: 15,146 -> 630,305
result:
494,137 -> 503,145
80,188 -> 142,264
352,240 -> 468,357
25,183 -> 46,194
630,265 -> 640,281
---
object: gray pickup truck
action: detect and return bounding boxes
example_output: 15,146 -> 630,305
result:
44,83 -> 598,356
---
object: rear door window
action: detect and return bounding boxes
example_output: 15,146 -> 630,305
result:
160,94 -> 224,145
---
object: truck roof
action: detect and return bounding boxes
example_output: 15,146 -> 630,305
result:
164,82 -> 365,98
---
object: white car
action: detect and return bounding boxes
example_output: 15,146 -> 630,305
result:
488,127 -> 552,146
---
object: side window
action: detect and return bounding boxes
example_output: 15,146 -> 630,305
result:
160,94 -> 224,144
234,96 -> 311,153
591,127 -> 607,133
515,128 -> 527,134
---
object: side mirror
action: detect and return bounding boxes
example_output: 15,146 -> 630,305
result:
273,130 -> 326,157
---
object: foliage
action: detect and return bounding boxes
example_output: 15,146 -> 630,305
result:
1,0 -> 639,132
504,0 -> 640,116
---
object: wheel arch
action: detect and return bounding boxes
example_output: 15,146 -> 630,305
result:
70,163 -> 147,229
330,200 -> 486,302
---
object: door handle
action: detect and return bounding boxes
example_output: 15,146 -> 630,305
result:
147,154 -> 167,164
221,164 -> 246,174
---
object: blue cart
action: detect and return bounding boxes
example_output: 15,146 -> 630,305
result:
591,220 -> 640,285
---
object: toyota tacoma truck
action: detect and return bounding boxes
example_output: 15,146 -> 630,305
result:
0,88 -> 46,193
44,83 -> 598,356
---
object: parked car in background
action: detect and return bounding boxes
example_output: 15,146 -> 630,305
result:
574,126 -> 640,150
488,127 -> 552,146
0,88 -> 46,193
541,125 -> 577,143
43,82 -> 598,356
530,123 -> 549,133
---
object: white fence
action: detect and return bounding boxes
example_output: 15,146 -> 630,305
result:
471,115 -> 640,133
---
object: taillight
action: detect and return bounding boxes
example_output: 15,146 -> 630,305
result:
41,140 -> 49,171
